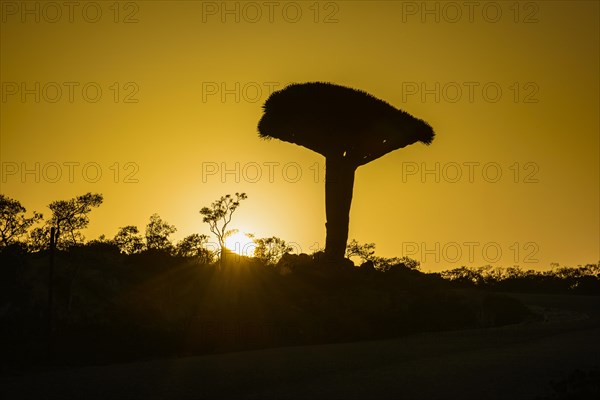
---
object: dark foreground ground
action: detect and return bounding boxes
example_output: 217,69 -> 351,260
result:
2,293 -> 599,400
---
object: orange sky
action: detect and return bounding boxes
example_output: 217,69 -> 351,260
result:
1,1 -> 598,271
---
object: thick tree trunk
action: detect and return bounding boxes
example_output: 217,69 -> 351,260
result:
324,157 -> 356,262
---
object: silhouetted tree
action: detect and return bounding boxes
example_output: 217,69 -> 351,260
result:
113,225 -> 145,254
505,265 -> 527,279
345,239 -> 420,271
375,256 -> 421,272
345,239 -> 376,263
84,235 -> 120,252
397,256 -> 420,270
199,193 -> 247,263
441,266 -> 482,286
175,233 -> 214,263
28,193 -> 103,250
253,235 -> 293,265
0,194 -> 42,248
258,82 -> 434,261
477,265 -> 506,285
145,214 -> 176,253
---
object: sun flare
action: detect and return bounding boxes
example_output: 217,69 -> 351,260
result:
224,231 -> 256,257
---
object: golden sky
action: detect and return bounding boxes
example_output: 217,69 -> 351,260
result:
1,1 -> 598,271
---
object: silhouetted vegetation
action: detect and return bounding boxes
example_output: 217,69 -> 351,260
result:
252,235 -> 294,265
200,192 -> 247,264
441,264 -> 600,295
1,192 -> 598,374
112,225 -> 144,255
175,233 -> 214,262
0,244 -> 535,373
28,193 -> 103,251
0,194 -> 42,248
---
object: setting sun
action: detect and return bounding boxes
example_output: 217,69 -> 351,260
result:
224,231 -> 256,257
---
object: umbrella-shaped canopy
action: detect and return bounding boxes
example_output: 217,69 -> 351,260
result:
258,82 -> 434,167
